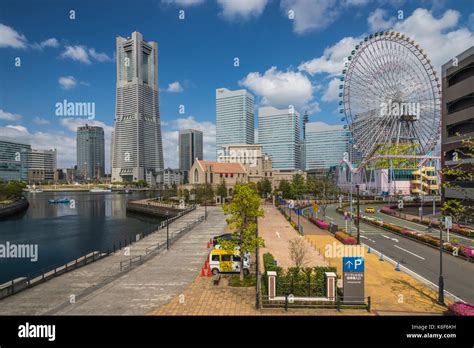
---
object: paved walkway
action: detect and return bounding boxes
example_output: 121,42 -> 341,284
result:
259,204 -> 327,269
151,276 -> 370,316
0,207 -> 227,315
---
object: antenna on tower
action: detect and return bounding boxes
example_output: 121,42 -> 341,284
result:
303,110 -> 309,139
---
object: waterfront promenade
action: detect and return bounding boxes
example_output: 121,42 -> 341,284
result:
0,206 -> 227,315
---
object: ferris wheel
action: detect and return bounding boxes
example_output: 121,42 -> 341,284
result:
340,31 -> 441,166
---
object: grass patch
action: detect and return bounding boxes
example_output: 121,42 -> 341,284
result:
228,275 -> 256,287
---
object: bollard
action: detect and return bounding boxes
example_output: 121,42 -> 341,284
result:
379,254 -> 384,261
395,262 -> 400,271
367,246 -> 371,253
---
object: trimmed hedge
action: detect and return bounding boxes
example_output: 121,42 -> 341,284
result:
447,302 -> 474,316
308,217 -> 330,230
335,231 -> 357,245
275,266 -> 337,297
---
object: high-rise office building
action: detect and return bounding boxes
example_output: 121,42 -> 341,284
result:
27,149 -> 57,182
305,122 -> 349,170
111,31 -> 164,186
258,106 -> 300,170
216,88 -> 254,155
0,137 -> 31,181
179,129 -> 203,183
441,46 -> 474,214
77,124 -> 105,180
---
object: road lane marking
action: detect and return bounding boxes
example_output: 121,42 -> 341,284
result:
393,245 -> 425,260
382,235 -> 390,239
276,231 -> 280,239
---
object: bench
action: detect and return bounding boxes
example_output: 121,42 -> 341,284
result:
212,273 -> 221,286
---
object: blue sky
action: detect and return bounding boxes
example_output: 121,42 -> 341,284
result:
0,0 -> 473,170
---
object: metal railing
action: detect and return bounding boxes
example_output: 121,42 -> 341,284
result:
260,294 -> 370,312
119,214 -> 205,271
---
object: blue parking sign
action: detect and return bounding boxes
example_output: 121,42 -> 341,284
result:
343,257 -> 364,273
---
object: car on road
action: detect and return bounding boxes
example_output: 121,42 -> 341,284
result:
365,207 -> 375,213
212,233 -> 235,246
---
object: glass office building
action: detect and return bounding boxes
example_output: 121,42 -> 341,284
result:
305,122 -> 349,170
179,129 -> 203,183
258,106 -> 300,170
216,88 -> 254,156
77,124 -> 105,180
0,137 -> 31,181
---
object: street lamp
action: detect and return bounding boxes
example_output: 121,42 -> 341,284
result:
166,210 -> 170,250
437,217 -> 445,305
356,184 -> 360,245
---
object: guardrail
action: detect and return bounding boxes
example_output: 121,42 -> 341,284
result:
119,214 -> 205,271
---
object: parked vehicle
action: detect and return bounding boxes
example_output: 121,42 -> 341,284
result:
209,248 -> 250,275
48,198 -> 70,204
212,233 -> 235,247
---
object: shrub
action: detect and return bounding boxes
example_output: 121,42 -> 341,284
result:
308,218 -> 330,230
447,302 -> 474,316
228,275 -> 256,287
380,206 -> 396,215
335,231 -> 357,245
275,266 -> 337,297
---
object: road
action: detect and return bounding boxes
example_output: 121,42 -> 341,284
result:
318,204 -> 474,304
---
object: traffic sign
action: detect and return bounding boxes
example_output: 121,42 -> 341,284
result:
445,216 -> 452,229
344,211 -> 349,220
313,203 -> 319,213
343,257 -> 364,273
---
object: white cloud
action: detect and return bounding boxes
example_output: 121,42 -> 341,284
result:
298,36 -> 362,76
217,0 -> 268,21
0,124 -> 76,169
61,45 -> 111,64
0,109 -> 22,121
88,47 -> 113,62
239,66 -> 315,110
391,8 -> 474,70
0,23 -> 27,48
166,81 -> 184,93
32,117 -> 50,125
367,8 -> 396,32
58,76 -> 77,90
162,0 -> 205,6
321,78 -> 340,102
281,0 -> 369,35
32,37 -> 59,50
162,116 -> 216,168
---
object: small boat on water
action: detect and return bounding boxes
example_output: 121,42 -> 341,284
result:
48,198 -> 70,204
89,188 -> 112,193
28,188 -> 43,193
117,189 -> 132,194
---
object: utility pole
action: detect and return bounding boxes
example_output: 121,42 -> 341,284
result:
356,184 -> 360,245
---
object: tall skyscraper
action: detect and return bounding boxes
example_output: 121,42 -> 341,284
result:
216,88 -> 254,155
77,124 -> 105,180
305,122 -> 350,170
179,129 -> 203,183
111,31 -> 164,186
258,106 -> 300,170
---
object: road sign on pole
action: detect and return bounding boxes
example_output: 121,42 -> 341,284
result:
444,216 -> 452,229
343,257 -> 365,272
313,203 -> 319,213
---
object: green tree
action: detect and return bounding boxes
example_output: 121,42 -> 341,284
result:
221,183 -> 265,281
441,134 -> 473,222
196,183 -> 214,204
216,179 -> 228,200
0,181 -> 26,201
291,173 -> 306,199
134,180 -> 148,188
309,178 -> 340,216
278,179 -> 292,199
257,178 -> 272,197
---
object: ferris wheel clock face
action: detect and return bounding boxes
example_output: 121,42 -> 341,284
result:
340,31 -> 441,165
